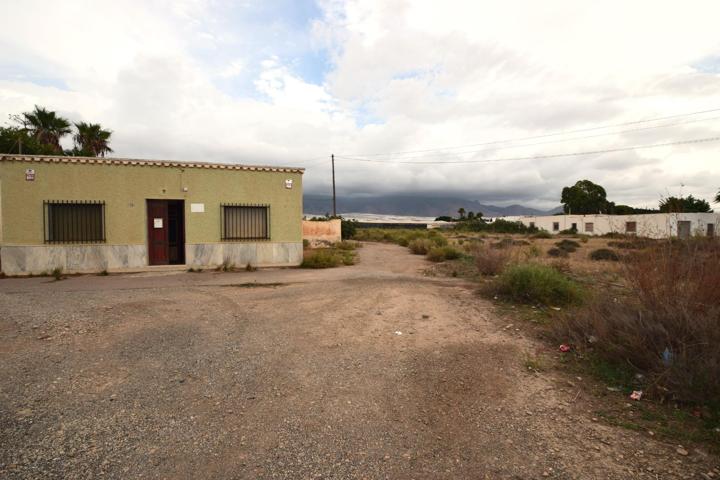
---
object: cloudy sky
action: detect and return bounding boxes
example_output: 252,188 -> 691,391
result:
1,0 -> 719,209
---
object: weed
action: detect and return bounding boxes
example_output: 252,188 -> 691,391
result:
98,270 -> 109,276
301,249 -> 341,268
531,230 -> 553,239
556,239 -> 580,252
426,246 -> 462,262
335,240 -> 361,251
303,239 -> 310,248
245,263 -> 257,272
559,239 -> 720,404
474,245 -> 511,276
547,247 -> 569,258
494,263 -> 584,306
51,267 -> 64,281
589,248 -> 620,261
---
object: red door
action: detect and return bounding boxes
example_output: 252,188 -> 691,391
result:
147,200 -> 169,265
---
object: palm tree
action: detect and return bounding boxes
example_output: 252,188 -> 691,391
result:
715,189 -> 720,204
20,106 -> 71,153
73,122 -> 113,157
457,207 -> 466,219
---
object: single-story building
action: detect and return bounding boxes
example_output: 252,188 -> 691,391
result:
501,212 -> 719,239
0,154 -> 304,275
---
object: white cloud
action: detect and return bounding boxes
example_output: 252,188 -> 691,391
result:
1,0 -> 719,208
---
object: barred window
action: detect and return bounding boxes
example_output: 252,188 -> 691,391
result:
585,222 -> 594,233
44,201 -> 106,243
552,222 -> 560,231
625,221 -> 637,233
221,204 -> 270,240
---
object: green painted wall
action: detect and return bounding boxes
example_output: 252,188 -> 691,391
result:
0,160 -> 303,245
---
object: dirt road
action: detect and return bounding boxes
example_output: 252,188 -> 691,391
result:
0,243 -> 717,479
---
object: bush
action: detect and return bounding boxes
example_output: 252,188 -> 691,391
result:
589,248 -> 619,261
547,247 -> 569,258
474,245 -> 511,276
555,239 -> 580,252
301,248 -> 357,268
408,238 -> 432,255
607,239 -> 651,250
559,239 -> 720,403
335,240 -> 361,251
531,230 -> 553,239
494,263 -> 584,305
426,246 -> 462,262
491,238 -> 513,249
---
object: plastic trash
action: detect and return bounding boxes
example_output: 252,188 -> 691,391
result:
559,344 -> 571,353
630,390 -> 643,401
662,347 -> 673,366
394,331 -> 402,336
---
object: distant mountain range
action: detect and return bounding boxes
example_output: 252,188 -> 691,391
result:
304,194 -> 562,218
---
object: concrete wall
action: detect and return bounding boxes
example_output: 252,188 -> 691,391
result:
502,213 -> 720,239
0,156 -> 305,274
302,219 -> 341,245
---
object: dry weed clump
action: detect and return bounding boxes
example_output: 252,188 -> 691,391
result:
473,244 -> 512,276
559,238 -> 720,403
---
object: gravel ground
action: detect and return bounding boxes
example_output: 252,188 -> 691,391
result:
0,243 -> 718,479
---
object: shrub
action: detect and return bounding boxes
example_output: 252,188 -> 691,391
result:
547,247 -> 569,258
558,239 -> 720,403
303,239 -> 310,248
474,245 -> 511,276
531,230 -> 553,239
494,263 -> 584,305
301,249 -> 342,268
555,239 -> 580,252
408,238 -> 432,255
426,246 -> 462,262
607,239 -> 651,250
335,240 -> 361,251
589,248 -> 619,261
491,238 -> 513,249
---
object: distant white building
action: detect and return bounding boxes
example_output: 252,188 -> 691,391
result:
501,212 -> 718,239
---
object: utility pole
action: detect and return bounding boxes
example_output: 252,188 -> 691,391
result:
331,153 -> 337,217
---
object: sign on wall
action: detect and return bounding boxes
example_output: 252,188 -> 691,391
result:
25,169 -> 35,181
153,218 -> 163,229
190,203 -> 205,213
285,179 -> 293,189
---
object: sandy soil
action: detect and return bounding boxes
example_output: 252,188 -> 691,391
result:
0,243 -> 717,479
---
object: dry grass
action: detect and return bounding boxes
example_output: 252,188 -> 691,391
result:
558,238 -> 720,404
473,244 -> 512,276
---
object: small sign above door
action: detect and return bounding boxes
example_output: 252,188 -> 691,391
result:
190,203 -> 205,213
25,169 -> 35,181
285,179 -> 293,189
153,218 -> 163,229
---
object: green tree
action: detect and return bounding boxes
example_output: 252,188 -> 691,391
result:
457,207 -> 466,219
72,122 -> 113,157
0,125 -> 57,154
560,180 -> 610,214
715,189 -> 720,204
18,106 -> 71,153
659,195 -> 712,213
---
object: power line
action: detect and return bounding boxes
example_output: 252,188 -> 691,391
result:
335,135 -> 720,165
342,107 -> 720,158
338,115 -> 720,162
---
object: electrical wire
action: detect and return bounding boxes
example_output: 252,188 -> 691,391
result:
335,135 -> 720,165
341,107 -> 720,158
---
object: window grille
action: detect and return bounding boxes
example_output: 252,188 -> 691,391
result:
625,221 -> 637,233
44,200 -> 106,243
585,222 -> 594,233
221,204 -> 270,240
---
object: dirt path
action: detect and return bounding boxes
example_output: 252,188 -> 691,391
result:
0,243 -> 717,479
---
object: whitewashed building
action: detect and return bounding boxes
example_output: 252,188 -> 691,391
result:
501,212 -> 719,239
